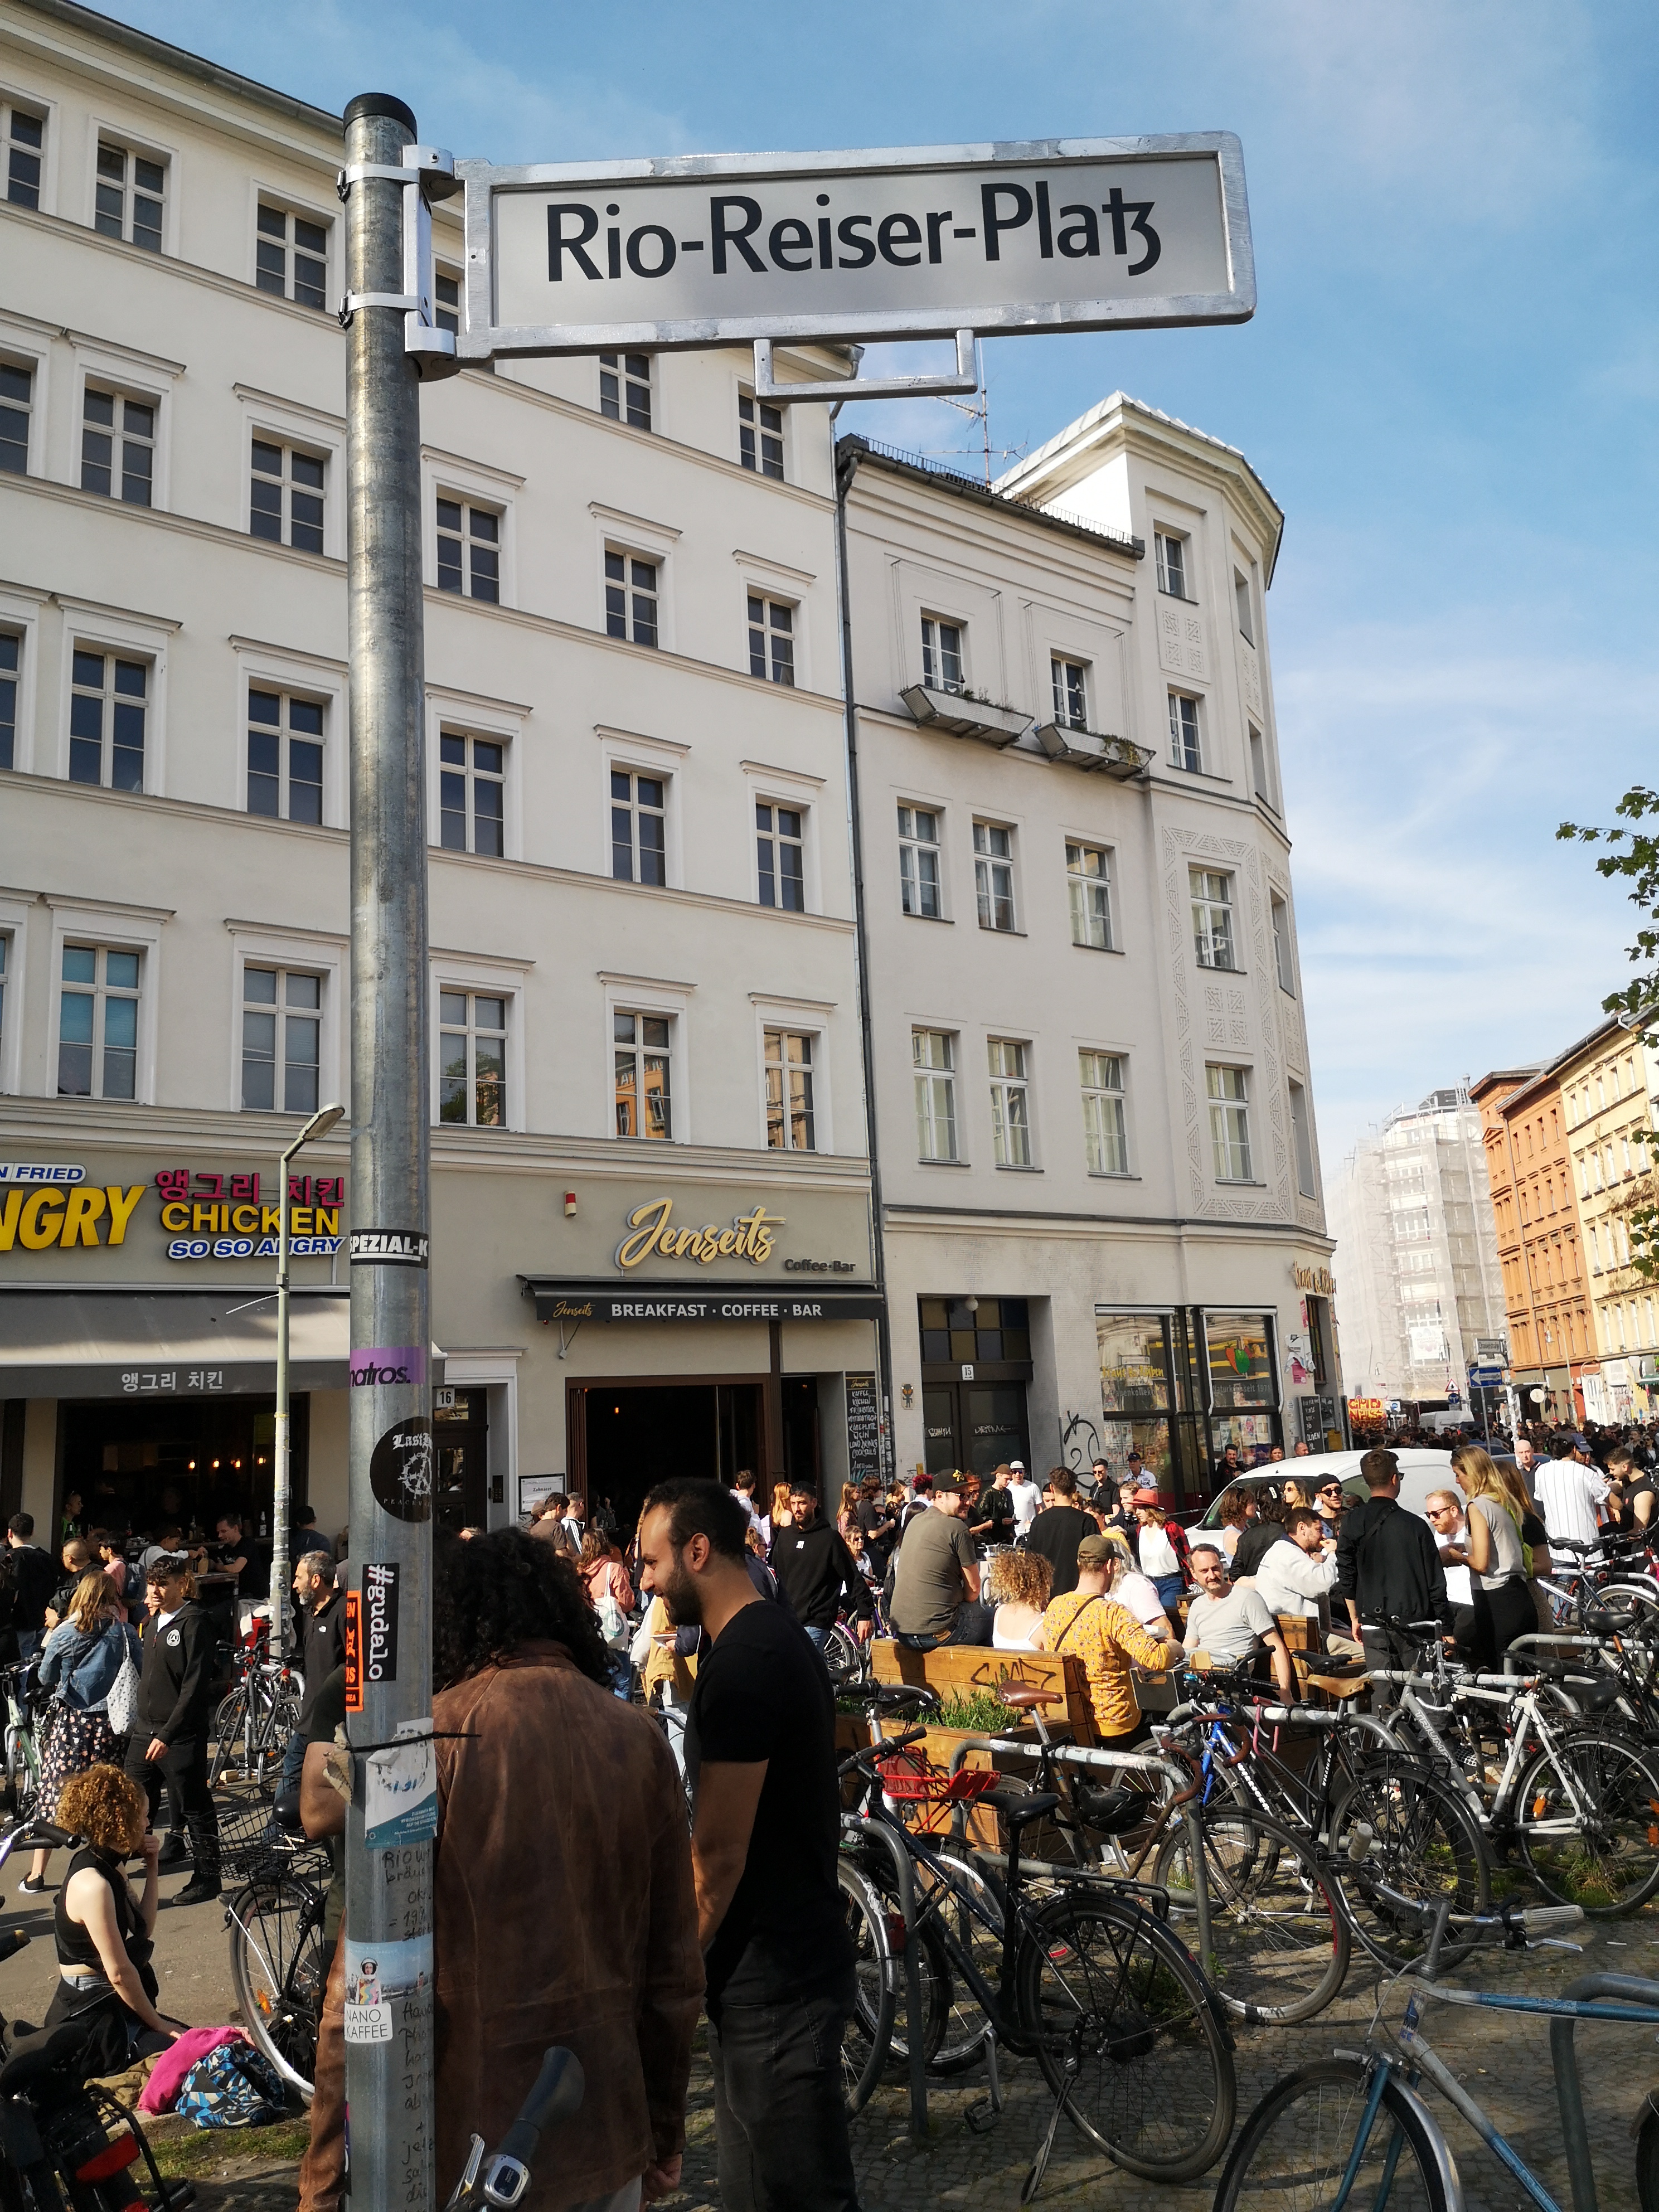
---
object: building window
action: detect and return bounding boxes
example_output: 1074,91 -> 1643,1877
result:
614,1011 -> 671,1139
765,1030 -> 815,1151
898,805 -> 941,918
1190,869 -> 1235,970
250,441 -> 324,554
599,351 -> 651,429
1067,842 -> 1112,949
1234,567 -> 1254,644
604,551 -> 658,647
3,103 -> 43,209
242,967 -> 321,1113
439,991 -> 506,1126
434,271 -> 460,334
1168,692 -> 1202,773
95,142 -> 163,250
58,944 -> 139,1099
247,688 -> 324,823
747,596 -> 794,685
973,822 -> 1015,932
0,934 -> 7,1068
1249,725 -> 1271,804
1080,1051 -> 1129,1175
0,361 -> 31,474
1207,1064 -> 1253,1182
1051,658 -> 1088,730
0,632 -> 18,770
1271,894 -> 1294,993
1154,530 -> 1190,599
256,203 -> 327,309
739,392 -> 783,477
989,1039 -> 1032,1168
756,802 -> 804,910
610,769 -> 666,885
921,615 -> 964,694
439,734 -> 504,856
69,650 -> 145,790
81,388 -> 153,505
1289,1079 -> 1316,1197
435,499 -> 499,602
913,1030 -> 957,1161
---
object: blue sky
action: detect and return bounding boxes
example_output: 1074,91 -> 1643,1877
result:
103,0 -> 1659,1170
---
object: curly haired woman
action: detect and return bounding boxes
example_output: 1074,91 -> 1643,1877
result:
47,1763 -> 184,2072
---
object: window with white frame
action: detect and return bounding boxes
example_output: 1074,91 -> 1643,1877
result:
250,440 -> 324,553
1207,1064 -> 1253,1182
1249,725 -> 1271,804
614,1011 -> 672,1139
69,649 -> 145,790
747,595 -> 794,685
1234,567 -> 1255,644
610,769 -> 666,884
3,103 -> 43,209
989,1039 -> 1032,1167
1271,894 -> 1295,994
913,1030 -> 957,1161
95,142 -> 163,250
434,270 -> 460,334
242,966 -> 321,1114
439,734 -> 505,856
255,203 -> 328,309
58,944 -> 139,1099
436,498 -> 499,601
0,632 -> 18,771
898,805 -> 941,918
247,687 -> 323,823
739,391 -> 783,477
1066,842 -> 1112,950
1289,1079 -> 1316,1198
1080,1051 -> 1129,1175
756,802 -> 804,910
765,1030 -> 815,1151
604,550 -> 658,646
1168,692 -> 1202,773
921,615 -> 964,694
599,351 -> 651,429
1154,530 -> 1190,599
81,387 -> 152,505
1190,869 -> 1236,971
973,822 -> 1015,932
439,991 -> 507,1126
0,934 -> 8,1071
0,361 -> 31,474
1051,658 -> 1088,731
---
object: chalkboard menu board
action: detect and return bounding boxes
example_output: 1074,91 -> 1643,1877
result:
845,1373 -> 881,1485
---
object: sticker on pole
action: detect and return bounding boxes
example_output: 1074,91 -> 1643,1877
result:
343,1589 -> 363,1712
362,1561 -> 400,1685
370,1420 -> 433,1522
342,2000 -> 392,2045
365,1718 -> 438,1851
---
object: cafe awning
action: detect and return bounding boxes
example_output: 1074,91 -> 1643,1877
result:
0,1289 -> 371,1399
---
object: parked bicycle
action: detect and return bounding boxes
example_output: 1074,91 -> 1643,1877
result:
219,1790 -> 332,2097
442,2044 -> 583,2212
0,1661 -> 41,1824
208,1622 -> 303,1792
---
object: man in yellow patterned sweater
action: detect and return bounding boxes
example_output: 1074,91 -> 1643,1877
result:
1039,1532 -> 1183,1747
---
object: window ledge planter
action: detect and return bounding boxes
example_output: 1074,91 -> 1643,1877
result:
900,683 -> 1029,747
1034,722 -> 1154,779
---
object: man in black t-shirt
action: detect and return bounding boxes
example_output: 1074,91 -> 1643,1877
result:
969,1463 -> 1018,1552
1026,1467 -> 1095,1598
639,1477 -> 857,2212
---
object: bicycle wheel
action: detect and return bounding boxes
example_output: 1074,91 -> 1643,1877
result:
821,1626 -> 864,1686
836,1857 -> 896,2113
1214,2056 -> 1453,2212
1013,1889 -> 1235,2182
1517,1729 -> 1659,1915
1152,1810 -> 1350,2025
227,1875 -> 327,2097
913,1838 -> 1005,2075
1329,1755 -> 1491,1969
209,1692 -> 250,1789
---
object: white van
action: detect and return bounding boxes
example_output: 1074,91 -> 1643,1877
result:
1190,1447 -> 1464,1530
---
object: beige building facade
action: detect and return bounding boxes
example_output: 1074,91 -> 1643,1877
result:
1558,1022 -> 1659,1421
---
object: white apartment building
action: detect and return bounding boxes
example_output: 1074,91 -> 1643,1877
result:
1327,1086 -> 1505,1408
0,0 -> 881,1542
843,395 -> 1339,1502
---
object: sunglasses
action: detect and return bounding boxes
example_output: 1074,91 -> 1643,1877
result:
1318,1486 -> 1343,1497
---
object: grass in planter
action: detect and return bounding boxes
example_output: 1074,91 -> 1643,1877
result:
932,1689 -> 1019,1733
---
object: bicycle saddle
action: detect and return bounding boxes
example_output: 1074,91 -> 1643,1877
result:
997,1685 -> 1065,1711
981,1789 -> 1061,1828
1073,1784 -> 1147,1836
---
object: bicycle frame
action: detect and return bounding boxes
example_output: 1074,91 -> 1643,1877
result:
1374,1667 -> 1605,1838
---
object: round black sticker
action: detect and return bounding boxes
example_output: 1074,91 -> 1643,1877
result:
370,1420 -> 434,1523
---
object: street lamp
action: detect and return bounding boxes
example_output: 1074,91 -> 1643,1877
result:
274,1102 -> 343,1655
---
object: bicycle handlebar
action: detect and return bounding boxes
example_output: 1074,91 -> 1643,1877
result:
496,2045 -> 584,2166
837,1724 -> 928,1776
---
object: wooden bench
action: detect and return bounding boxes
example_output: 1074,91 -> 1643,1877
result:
869,1639 -> 1099,1745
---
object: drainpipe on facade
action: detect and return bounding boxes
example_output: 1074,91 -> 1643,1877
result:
832,438 -> 896,1482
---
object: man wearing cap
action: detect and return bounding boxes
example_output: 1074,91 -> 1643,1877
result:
969,1464 -> 1018,1552
889,1473 -> 992,1648
1007,1463 -> 1040,1538
1039,1533 -> 1183,1747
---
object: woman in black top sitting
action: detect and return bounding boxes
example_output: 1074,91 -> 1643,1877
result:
46,1764 -> 182,2072
123,1555 -> 220,1904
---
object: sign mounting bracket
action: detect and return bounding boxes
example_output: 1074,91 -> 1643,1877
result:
754,328 -> 978,406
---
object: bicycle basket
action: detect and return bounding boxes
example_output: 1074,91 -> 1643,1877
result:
215,1795 -> 317,1883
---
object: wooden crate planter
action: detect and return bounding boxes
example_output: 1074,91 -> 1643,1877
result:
870,1639 -> 1098,1745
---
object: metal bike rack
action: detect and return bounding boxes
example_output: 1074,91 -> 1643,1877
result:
1548,1972 -> 1659,2212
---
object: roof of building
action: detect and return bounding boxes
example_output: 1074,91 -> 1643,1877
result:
836,434 -> 1143,561
1472,1016 -> 1627,1117
13,0 -> 341,134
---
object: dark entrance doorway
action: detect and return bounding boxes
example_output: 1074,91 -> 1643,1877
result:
58,1395 -> 307,1539
433,1387 -> 490,1535
571,1379 -> 763,1539
921,1380 -> 1030,1478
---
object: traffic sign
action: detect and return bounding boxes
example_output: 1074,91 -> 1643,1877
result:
454,135 -> 1254,361
1469,1366 -> 1504,1388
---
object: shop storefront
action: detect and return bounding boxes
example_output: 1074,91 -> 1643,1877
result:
1095,1306 -> 1283,1505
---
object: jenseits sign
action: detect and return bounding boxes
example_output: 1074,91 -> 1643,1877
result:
615,1197 -> 783,1270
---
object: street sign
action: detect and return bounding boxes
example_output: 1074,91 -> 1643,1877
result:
454,135 -> 1253,361
1469,1366 -> 1504,1388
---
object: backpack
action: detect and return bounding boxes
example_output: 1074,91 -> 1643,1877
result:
174,2038 -> 286,2128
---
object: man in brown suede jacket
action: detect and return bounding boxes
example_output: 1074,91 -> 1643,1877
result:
299,1529 -> 700,2212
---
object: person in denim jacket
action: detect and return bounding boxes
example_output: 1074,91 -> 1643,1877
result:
21,1573 -> 141,1898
